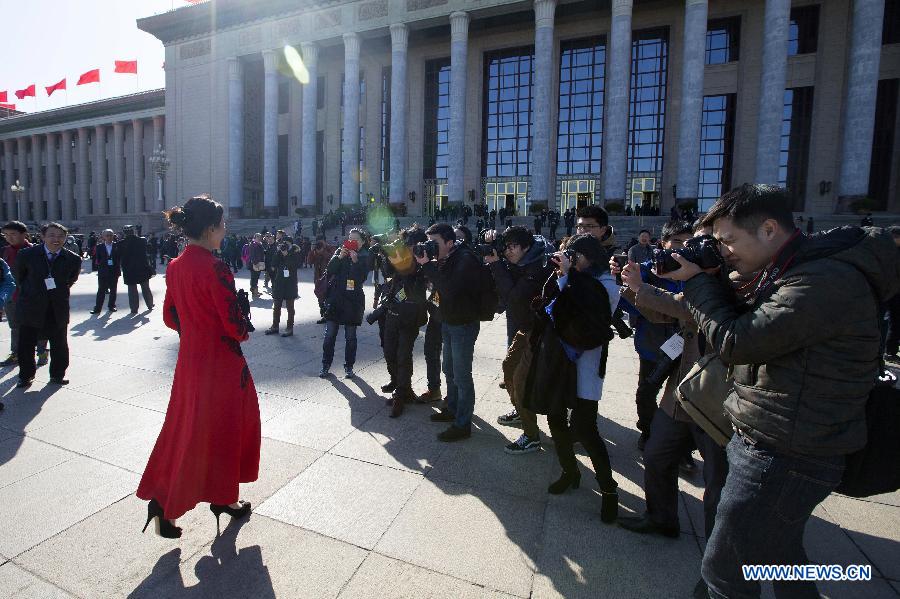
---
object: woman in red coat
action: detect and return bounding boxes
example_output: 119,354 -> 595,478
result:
137,195 -> 261,538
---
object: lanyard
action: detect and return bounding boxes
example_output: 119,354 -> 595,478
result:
742,230 -> 805,304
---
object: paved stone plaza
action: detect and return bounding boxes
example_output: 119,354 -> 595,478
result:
0,264 -> 897,598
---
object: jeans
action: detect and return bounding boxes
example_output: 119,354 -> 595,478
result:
635,358 -> 663,435
322,320 -> 357,369
424,310 -> 442,391
547,398 -> 616,491
701,434 -> 845,599
643,409 -> 728,537
442,321 -> 480,430
128,281 -> 154,313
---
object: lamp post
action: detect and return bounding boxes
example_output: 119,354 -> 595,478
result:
9,180 -> 25,221
149,144 -> 170,211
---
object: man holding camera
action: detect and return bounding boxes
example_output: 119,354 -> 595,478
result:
416,223 -> 483,442
664,184 -> 899,598
484,226 -> 553,454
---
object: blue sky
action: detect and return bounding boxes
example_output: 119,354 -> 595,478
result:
0,0 -> 181,112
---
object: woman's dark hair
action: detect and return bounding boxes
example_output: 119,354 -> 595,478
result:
566,233 -> 604,265
164,195 -> 224,240
348,227 -> 370,247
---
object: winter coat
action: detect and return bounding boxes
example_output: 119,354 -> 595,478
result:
271,246 -> 302,300
419,243 -> 483,325
684,227 -> 900,456
488,236 -> 553,334
118,235 -> 152,285
325,249 -> 372,326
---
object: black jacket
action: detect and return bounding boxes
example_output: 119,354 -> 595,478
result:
14,244 -> 81,328
94,242 -> 121,280
325,249 -> 372,326
271,246 -> 302,300
488,237 -> 552,334
420,243 -> 483,325
118,235 -> 151,285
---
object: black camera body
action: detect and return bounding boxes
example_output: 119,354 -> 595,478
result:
365,301 -> 390,325
476,229 -> 505,258
654,234 -> 723,275
413,239 -> 439,260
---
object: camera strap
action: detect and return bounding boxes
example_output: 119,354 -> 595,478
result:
743,229 -> 805,304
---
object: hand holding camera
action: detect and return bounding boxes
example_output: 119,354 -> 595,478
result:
620,260 -> 643,291
551,250 -> 573,276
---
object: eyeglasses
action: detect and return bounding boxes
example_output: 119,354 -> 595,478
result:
576,223 -> 601,230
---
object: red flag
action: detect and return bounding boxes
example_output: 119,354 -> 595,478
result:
0,91 -> 6,103
114,60 -> 138,74
0,103 -> 15,110
45,78 -> 67,96
15,84 -> 35,100
77,69 -> 100,85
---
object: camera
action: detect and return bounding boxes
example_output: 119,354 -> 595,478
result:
475,229 -> 505,258
413,239 -> 438,260
654,234 -> 724,275
365,301 -> 390,326
612,253 -> 628,286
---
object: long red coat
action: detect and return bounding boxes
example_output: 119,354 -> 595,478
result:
137,244 -> 261,520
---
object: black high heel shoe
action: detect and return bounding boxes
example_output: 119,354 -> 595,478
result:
548,470 -> 581,495
210,501 -> 252,534
142,499 -> 182,539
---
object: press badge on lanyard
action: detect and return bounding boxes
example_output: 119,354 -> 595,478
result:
283,269 -> 290,278
346,279 -> 356,291
108,259 -> 114,266
45,277 -> 57,290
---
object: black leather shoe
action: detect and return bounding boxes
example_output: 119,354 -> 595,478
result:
108,307 -> 117,312
381,381 -> 396,393
89,308 -> 101,314
16,378 -> 33,388
429,408 -> 455,423
437,425 -> 471,442
48,378 -> 69,385
617,515 -> 679,538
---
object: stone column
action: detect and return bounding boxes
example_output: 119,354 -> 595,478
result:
227,58 -> 245,216
112,122 -> 126,215
530,0 -> 557,208
389,24 -> 409,207
152,115 -> 165,211
131,119 -> 143,214
301,43 -> 319,208
60,130 -> 74,222
602,0 -> 633,203
45,133 -> 59,221
263,50 -> 279,216
77,128 -> 90,219
448,12 -> 469,205
30,134 -> 44,221
16,138 -> 29,220
342,33 -> 361,206
675,0 -> 709,203
754,0 -> 791,184
838,0 -> 887,205
2,140 -> 14,220
94,125 -> 107,215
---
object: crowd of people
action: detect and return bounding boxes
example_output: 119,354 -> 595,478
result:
0,184 -> 897,598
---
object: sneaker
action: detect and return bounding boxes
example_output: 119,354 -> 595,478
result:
415,389 -> 441,404
497,410 -> 522,428
36,351 -> 49,367
344,366 -> 355,379
318,368 -> 330,378
504,434 -> 541,455
437,425 -> 471,442
429,408 -> 455,423
0,353 -> 17,366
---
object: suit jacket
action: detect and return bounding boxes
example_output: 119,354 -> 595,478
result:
118,235 -> 151,285
13,244 -> 81,329
94,242 -> 121,280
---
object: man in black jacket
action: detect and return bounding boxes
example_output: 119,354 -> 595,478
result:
485,226 -> 552,454
416,223 -> 483,442
118,226 -> 154,314
15,223 -> 81,387
90,229 -> 120,314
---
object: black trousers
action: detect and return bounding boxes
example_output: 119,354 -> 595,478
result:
383,312 -> 419,393
19,318 -> 68,381
635,358 -> 663,435
643,409 -> 728,537
547,398 -> 617,492
128,281 -> 154,313
272,299 -> 295,328
424,311 -> 442,391
250,269 -> 261,292
94,275 -> 118,310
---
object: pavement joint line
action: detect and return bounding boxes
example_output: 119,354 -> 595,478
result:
6,556 -> 83,599
819,501 -> 890,582
7,431 -> 142,479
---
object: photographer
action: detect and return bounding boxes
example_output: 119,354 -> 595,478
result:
264,238 -> 302,337
612,227 -> 728,553
665,184 -> 900,598
483,226 -> 553,454
319,228 -> 372,379
375,225 -> 430,418
308,237 -> 335,323
415,223 -> 483,442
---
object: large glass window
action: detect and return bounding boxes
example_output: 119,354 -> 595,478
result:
706,17 -> 741,65
381,67 -> 391,195
483,47 -> 534,178
779,87 -> 814,210
868,79 -> 899,210
557,36 -> 605,176
627,28 -> 669,204
424,58 -> 451,180
698,94 -> 736,211
788,6 -> 819,55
